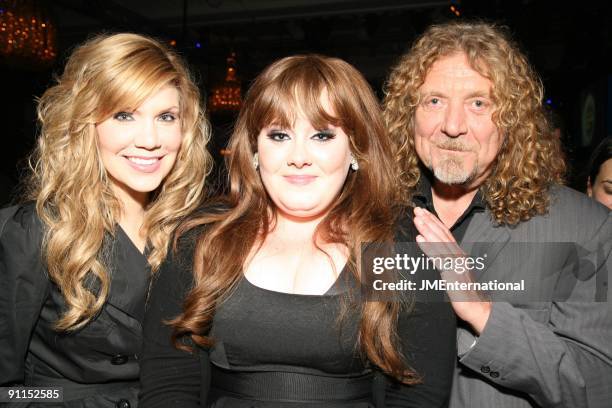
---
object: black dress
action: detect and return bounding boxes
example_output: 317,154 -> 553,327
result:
0,203 -> 149,408
139,218 -> 456,408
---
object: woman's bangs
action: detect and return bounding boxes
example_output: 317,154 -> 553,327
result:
254,81 -> 341,134
253,89 -> 296,132
96,60 -> 177,121
297,82 -> 342,130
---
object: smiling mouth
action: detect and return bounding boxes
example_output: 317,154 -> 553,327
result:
123,155 -> 164,173
125,156 -> 162,165
283,175 -> 317,185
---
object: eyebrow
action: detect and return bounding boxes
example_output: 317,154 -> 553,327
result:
419,91 -> 491,99
158,105 -> 180,112
420,91 -> 447,97
132,105 -> 180,114
465,91 -> 491,99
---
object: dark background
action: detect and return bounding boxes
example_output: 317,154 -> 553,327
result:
1,0 -> 610,206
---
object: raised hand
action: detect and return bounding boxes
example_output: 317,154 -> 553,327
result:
413,206 -> 491,334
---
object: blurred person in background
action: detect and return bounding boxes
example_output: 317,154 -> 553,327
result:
587,137 -> 612,209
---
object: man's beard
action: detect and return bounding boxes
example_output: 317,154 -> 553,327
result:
429,140 -> 477,185
431,155 -> 477,185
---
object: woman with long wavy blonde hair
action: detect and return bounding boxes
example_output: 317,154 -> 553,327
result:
140,54 -> 456,407
0,33 -> 212,407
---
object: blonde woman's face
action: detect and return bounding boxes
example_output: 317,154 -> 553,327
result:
414,52 -> 503,189
96,85 -> 182,206
256,96 -> 352,220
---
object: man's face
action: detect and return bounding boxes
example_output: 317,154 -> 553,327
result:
414,52 -> 503,188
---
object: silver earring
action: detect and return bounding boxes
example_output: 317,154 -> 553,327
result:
253,152 -> 259,170
350,156 -> 359,171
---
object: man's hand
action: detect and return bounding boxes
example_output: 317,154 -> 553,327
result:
413,206 -> 492,334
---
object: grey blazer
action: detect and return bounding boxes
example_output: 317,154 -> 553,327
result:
450,186 -> 612,408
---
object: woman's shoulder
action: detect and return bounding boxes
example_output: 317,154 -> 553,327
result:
0,202 -> 43,245
0,203 -> 48,291
171,200 -> 231,255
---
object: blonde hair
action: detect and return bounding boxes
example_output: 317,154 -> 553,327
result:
383,21 -> 565,225
172,55 -> 418,384
26,33 -> 212,331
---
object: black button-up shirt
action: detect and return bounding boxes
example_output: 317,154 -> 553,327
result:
412,173 -> 487,243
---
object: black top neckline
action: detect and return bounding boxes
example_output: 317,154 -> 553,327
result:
241,262 -> 349,298
116,223 -> 148,259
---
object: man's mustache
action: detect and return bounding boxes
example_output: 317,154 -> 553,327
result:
435,140 -> 473,152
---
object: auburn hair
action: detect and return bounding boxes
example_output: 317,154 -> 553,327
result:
171,54 -> 418,383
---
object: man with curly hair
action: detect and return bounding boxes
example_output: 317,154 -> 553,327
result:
383,21 -> 611,407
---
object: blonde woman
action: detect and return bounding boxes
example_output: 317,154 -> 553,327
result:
0,33 -> 211,407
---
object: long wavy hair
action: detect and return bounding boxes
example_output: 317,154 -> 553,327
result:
25,33 -> 212,331
171,55 -> 418,383
383,21 -> 565,225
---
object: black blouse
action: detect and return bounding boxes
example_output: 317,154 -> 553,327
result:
139,217 -> 456,407
0,203 -> 149,407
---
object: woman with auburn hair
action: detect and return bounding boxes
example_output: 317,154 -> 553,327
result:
0,33 -> 212,407
140,54 -> 455,407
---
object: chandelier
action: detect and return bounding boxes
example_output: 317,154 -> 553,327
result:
0,0 -> 56,65
209,52 -> 241,113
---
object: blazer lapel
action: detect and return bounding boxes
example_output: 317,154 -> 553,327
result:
105,227 -> 150,323
460,209 -> 511,282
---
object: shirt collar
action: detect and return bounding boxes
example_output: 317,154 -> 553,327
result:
413,170 -> 487,213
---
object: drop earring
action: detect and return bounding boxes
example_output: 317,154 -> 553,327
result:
253,152 -> 259,170
350,156 -> 359,171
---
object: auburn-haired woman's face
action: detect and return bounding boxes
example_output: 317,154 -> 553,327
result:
256,99 -> 352,220
96,85 -> 182,205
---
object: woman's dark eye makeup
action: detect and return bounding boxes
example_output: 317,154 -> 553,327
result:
113,111 -> 134,121
159,112 -> 177,121
112,110 -> 179,122
267,130 -> 290,141
266,126 -> 336,142
312,130 -> 336,141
